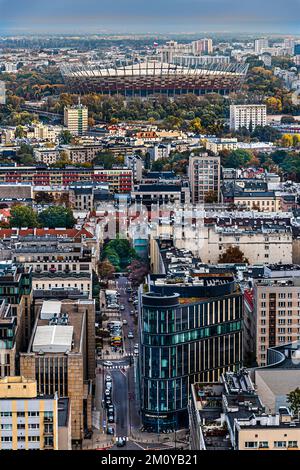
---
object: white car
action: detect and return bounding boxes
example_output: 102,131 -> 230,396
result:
122,319 -> 128,325
127,332 -> 134,339
103,361 -> 113,367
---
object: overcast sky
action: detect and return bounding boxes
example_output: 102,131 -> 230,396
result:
0,0 -> 299,35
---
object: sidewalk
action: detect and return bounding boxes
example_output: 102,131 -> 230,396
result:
82,428 -> 115,450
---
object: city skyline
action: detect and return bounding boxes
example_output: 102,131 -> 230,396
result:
0,0 -> 299,35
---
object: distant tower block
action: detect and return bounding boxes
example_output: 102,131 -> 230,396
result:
0,81 -> 6,105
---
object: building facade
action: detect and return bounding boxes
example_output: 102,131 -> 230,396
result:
139,274 -> 244,432
188,152 -> 221,204
0,376 -> 58,450
230,104 -> 267,131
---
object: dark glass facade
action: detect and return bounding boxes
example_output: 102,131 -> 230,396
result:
140,282 -> 243,431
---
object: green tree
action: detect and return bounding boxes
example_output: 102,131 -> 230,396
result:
58,130 -> 73,145
10,205 -> 39,228
94,151 -> 116,169
38,206 -> 75,228
223,149 -> 252,168
287,388 -> 300,417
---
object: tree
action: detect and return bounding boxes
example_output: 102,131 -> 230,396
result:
38,206 -> 76,228
204,190 -> 218,203
9,205 -> 39,228
281,134 -> 294,148
98,259 -> 115,280
128,259 -> 149,287
58,130 -> 73,145
35,191 -> 54,204
223,149 -> 252,168
287,388 -> 300,417
94,151 -> 115,169
189,117 -> 202,133
219,246 -> 249,264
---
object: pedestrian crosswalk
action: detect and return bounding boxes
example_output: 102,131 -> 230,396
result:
104,365 -> 130,370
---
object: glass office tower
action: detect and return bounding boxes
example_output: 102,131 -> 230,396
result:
140,276 -> 243,431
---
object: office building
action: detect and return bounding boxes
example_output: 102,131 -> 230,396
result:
64,104 -> 88,136
139,246 -> 243,432
20,299 -> 95,444
254,278 -> 300,367
188,152 -> 221,204
230,104 -> 267,131
0,262 -> 33,352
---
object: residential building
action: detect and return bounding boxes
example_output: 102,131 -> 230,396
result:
188,152 -> 221,204
254,278 -> 300,366
205,138 -> 238,154
189,369 -> 300,451
230,104 -> 267,131
0,376 -> 58,450
64,104 -> 88,136
254,38 -> 269,54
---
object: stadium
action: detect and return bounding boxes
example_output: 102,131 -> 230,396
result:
60,60 -> 248,97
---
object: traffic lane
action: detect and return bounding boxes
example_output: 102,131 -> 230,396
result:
112,369 -> 128,439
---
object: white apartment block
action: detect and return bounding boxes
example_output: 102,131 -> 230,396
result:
230,104 -> 267,131
254,278 -> 300,366
205,138 -> 238,154
254,38 -> 269,54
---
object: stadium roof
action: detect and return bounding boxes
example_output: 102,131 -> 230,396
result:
61,60 -> 248,78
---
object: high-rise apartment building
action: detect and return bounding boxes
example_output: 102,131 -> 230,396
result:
188,152 -> 221,204
192,38 -> 213,55
254,38 -> 269,54
0,376 -> 58,450
64,104 -> 88,136
230,104 -> 267,131
254,278 -> 300,367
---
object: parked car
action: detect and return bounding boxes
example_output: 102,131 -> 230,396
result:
105,398 -> 112,407
107,426 -> 115,435
116,437 -> 126,447
130,310 -> 135,316
120,305 -> 125,311
103,361 -> 113,367
108,413 -> 114,423
128,332 -> 134,339
134,348 -> 139,356
105,375 -> 112,383
104,389 -> 111,397
122,319 -> 128,325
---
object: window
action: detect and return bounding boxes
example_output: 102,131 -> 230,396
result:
274,441 -> 286,448
17,412 -> 25,418
259,441 -> 269,448
245,442 -> 258,448
1,436 -> 12,442
288,441 -> 298,448
1,424 -> 12,430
